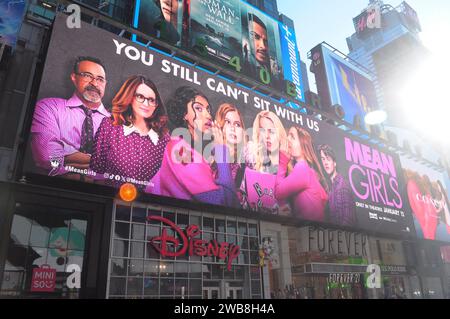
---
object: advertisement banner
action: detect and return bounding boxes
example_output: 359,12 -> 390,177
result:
0,0 -> 26,48
133,0 -> 304,102
400,156 -> 450,242
310,44 -> 378,128
25,14 -> 414,237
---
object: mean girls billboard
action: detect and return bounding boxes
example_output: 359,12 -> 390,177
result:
133,0 -> 305,102
25,14 -> 414,236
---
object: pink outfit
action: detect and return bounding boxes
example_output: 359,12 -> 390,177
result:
275,152 -> 328,222
145,137 -> 219,199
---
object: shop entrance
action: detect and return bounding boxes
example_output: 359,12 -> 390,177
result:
203,287 -> 220,299
0,191 -> 106,298
226,286 -> 243,299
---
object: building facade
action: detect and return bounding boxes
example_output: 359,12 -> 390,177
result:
0,0 -> 449,300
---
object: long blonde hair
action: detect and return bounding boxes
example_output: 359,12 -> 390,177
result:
251,111 -> 287,173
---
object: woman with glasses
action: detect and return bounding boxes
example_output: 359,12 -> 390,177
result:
145,86 -> 239,208
90,75 -> 170,189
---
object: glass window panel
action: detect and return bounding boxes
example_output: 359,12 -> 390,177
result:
211,264 -> 222,280
175,263 -> 189,278
248,224 -> 258,237
160,278 -> 174,295
130,242 -> 144,259
190,215 -> 201,225
189,264 -> 202,278
128,259 -> 144,276
48,227 -> 69,250
65,250 -> 84,271
238,222 -> 247,235
146,225 -> 160,238
144,277 -> 159,295
10,215 -> 32,246
216,233 -> 225,243
249,237 -> 259,251
160,262 -> 174,277
215,219 -> 225,233
145,243 -> 159,259
7,244 -> 27,269
189,279 -> 201,295
111,258 -> 127,276
114,222 -> 130,240
250,251 -> 259,265
147,209 -> 161,225
203,232 -> 213,242
238,236 -> 248,249
177,214 -> 189,228
251,280 -> 261,294
68,220 -> 87,250
250,266 -> 260,279
115,205 -> 131,222
242,250 -> 249,265
235,266 -> 245,280
131,224 -> 145,241
190,255 -> 201,262
127,277 -> 143,295
29,223 -> 49,247
109,277 -> 126,296
227,235 -> 237,245
131,207 -> 147,223
227,221 -> 237,234
163,211 -> 175,223
143,260 -> 159,277
203,217 -> 214,232
175,279 -> 188,295
224,269 -> 234,279
113,240 -> 129,258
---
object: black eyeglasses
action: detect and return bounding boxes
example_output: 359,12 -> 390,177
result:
76,72 -> 107,85
135,93 -> 157,106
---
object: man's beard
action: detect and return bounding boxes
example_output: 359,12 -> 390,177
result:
82,86 -> 102,103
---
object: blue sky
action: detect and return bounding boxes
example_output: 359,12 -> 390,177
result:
277,0 -> 450,91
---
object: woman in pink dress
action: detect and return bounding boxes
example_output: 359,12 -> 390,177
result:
145,86 -> 238,207
275,126 -> 328,222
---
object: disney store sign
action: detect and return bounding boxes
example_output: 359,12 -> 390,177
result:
148,216 -> 240,271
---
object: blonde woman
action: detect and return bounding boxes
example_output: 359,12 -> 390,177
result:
249,110 -> 288,174
242,110 -> 290,214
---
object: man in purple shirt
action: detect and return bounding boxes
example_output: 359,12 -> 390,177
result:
31,56 -> 110,179
318,144 -> 357,226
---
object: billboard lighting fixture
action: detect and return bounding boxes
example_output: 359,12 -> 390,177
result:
364,109 -> 387,125
119,183 -> 138,202
42,2 -> 53,8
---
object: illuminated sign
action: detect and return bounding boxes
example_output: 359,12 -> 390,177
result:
353,4 -> 381,38
133,0 -> 305,102
148,216 -> 240,270
25,14 -> 414,237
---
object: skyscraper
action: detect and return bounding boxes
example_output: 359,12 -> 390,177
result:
346,1 -> 428,127
246,0 -> 279,19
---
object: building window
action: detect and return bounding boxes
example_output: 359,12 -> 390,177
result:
107,202 -> 263,299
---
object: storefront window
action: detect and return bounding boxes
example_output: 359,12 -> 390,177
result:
107,203 -> 263,299
1,203 -> 88,298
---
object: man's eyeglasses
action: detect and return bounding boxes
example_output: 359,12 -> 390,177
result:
135,93 -> 157,106
76,72 -> 107,85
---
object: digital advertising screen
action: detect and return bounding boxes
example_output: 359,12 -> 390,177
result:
310,44 -> 378,128
25,14 -> 415,237
400,156 -> 450,242
133,0 -> 305,102
0,0 -> 27,47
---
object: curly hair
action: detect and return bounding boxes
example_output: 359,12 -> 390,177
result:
166,86 -> 210,132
